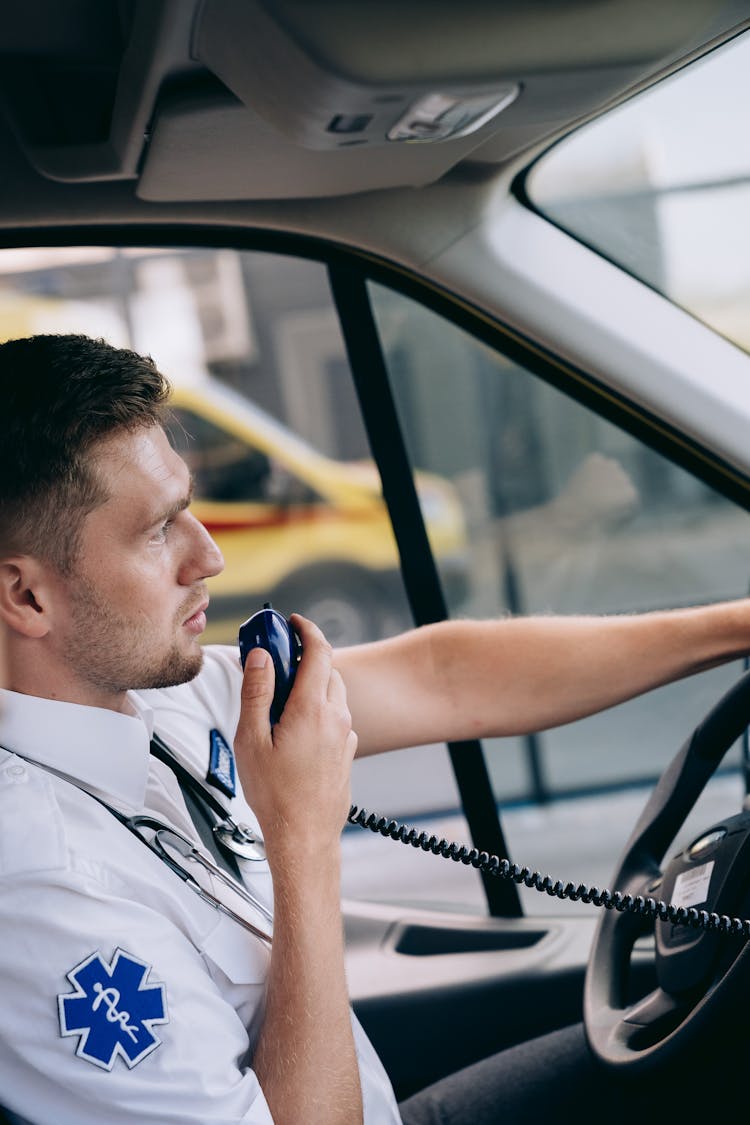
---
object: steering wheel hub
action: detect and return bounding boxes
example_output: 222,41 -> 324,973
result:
655,811 -> 750,996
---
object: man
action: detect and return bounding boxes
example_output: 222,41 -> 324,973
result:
1,333 -> 749,1124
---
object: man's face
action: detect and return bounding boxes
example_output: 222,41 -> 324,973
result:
54,424 -> 224,701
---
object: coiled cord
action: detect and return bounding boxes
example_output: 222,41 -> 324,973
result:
347,804 -> 750,938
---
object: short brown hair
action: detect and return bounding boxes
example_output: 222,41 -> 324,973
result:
0,334 -> 172,572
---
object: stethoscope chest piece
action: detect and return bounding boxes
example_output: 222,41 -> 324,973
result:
214,821 -> 267,862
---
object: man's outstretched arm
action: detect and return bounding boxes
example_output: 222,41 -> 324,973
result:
336,600 -> 750,756
234,616 -> 362,1125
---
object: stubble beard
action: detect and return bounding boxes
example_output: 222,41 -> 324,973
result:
66,579 -> 204,696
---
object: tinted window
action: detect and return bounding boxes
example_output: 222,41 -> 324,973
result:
369,281 -> 750,910
0,245 -> 475,908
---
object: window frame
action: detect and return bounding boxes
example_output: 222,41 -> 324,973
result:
4,222 -> 750,918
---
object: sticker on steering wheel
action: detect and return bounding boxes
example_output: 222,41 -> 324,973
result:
672,861 -> 715,909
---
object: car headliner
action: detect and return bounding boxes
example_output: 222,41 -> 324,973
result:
0,2 -> 746,244
1,1 -> 750,482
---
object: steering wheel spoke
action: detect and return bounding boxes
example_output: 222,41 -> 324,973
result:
621,986 -> 686,1032
594,987 -> 692,1061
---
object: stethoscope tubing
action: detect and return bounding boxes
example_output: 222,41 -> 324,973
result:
2,744 -> 274,945
127,816 -> 274,944
150,734 -> 267,863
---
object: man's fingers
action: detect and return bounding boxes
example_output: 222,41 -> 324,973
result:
238,648 -> 276,742
326,666 -> 347,706
327,668 -> 355,753
288,614 -> 333,698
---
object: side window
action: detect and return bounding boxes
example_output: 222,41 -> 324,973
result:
368,282 -> 750,905
0,245 -> 478,910
0,247 -> 413,649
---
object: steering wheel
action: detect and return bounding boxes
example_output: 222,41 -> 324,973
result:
584,669 -> 750,1070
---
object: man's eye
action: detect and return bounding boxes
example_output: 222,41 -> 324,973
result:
151,518 -> 174,541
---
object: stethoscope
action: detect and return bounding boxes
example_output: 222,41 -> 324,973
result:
118,733 -> 274,944
149,734 -> 267,864
7,737 -> 275,945
114,812 -> 273,946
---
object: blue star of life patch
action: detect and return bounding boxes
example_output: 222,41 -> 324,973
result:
58,948 -> 168,1070
207,727 -> 236,797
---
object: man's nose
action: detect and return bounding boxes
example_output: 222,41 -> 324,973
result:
181,515 -> 225,583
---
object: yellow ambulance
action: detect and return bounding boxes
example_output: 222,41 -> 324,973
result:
169,377 -> 467,646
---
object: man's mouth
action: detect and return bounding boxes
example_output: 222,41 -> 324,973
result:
183,599 -> 209,633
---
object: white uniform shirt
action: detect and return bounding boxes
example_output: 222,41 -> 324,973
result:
0,646 -> 402,1124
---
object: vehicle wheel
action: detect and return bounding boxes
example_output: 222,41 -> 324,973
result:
584,670 -> 750,1072
272,570 -> 384,648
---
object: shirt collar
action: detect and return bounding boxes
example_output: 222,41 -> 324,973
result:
0,689 -> 154,814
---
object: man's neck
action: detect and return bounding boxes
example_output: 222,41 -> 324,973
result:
6,661 -> 130,713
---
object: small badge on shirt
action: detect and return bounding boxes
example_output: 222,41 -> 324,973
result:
58,948 -> 168,1071
207,728 -> 236,798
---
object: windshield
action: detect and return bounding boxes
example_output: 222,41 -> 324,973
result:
529,29 -> 750,354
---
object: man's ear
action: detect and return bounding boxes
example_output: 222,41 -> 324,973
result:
0,557 -> 59,639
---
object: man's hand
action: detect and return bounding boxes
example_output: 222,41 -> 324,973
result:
234,613 -> 358,857
233,614 -> 363,1124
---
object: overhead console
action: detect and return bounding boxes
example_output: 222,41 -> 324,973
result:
0,0 -> 745,201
